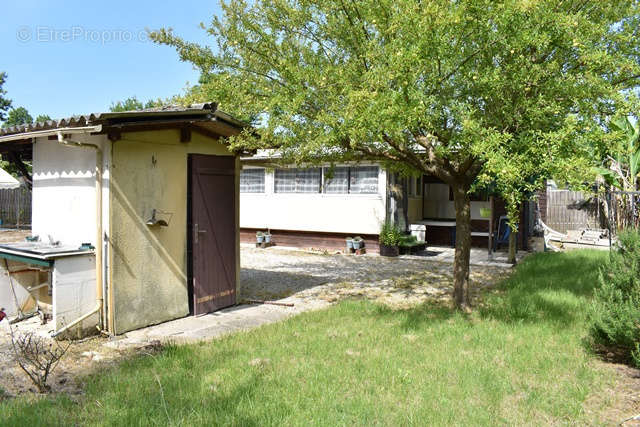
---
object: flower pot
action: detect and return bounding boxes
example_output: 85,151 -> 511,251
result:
257,235 -> 265,243
380,244 -> 399,257
352,240 -> 361,250
346,239 -> 354,249
264,234 -> 272,243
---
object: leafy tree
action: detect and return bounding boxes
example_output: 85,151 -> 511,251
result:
110,96 -> 145,112
110,96 -> 167,112
3,107 -> 33,127
152,0 -> 640,309
0,72 -> 10,122
35,114 -> 52,123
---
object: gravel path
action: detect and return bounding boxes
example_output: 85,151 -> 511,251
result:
241,246 -> 511,309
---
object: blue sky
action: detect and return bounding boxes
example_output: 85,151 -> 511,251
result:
1,1 -> 222,120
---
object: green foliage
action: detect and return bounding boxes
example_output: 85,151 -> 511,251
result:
398,234 -> 418,247
0,72 -> 11,122
150,1 -> 639,220
35,114 -> 52,123
594,115 -> 640,191
588,230 -> 640,365
3,107 -> 32,127
379,221 -> 402,246
109,96 -> 166,112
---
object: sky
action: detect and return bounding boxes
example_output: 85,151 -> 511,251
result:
0,1 -> 223,120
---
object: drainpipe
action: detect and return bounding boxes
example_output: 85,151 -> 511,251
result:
51,132 -> 105,338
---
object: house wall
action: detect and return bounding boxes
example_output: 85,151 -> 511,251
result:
32,134 -> 109,246
110,129 -> 238,334
240,166 -> 387,235
422,183 -> 490,220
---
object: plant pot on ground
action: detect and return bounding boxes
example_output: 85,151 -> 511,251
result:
264,233 -> 272,243
256,232 -> 264,243
380,244 -> 400,257
379,221 -> 401,257
345,237 -> 354,250
352,236 -> 363,250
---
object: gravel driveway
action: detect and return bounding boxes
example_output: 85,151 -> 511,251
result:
241,246 -> 511,309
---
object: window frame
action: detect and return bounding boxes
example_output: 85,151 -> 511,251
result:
240,167 -> 266,193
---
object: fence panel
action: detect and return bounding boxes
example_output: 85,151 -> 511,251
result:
545,189 -> 600,234
0,187 -> 31,228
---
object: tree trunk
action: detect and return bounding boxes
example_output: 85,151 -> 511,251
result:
452,183 -> 472,310
508,230 -> 517,264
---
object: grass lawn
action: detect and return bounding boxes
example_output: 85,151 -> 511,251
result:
1,250 -> 612,425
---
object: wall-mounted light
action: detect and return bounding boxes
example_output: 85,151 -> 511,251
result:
146,209 -> 169,227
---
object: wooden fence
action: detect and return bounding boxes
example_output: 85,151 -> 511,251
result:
0,187 -> 31,228
544,188 -> 600,234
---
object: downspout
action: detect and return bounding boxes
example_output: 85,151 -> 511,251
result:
51,132 -> 104,338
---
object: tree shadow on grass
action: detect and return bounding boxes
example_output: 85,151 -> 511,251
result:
366,251 -> 608,331
478,251 -> 607,327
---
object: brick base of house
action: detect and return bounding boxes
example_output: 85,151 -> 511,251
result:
240,225 -> 499,253
241,228 -> 381,253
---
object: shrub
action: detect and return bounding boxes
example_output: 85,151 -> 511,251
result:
379,221 -> 402,246
399,234 -> 418,247
588,230 -> 640,365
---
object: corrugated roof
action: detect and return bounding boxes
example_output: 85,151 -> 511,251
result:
0,102 -> 247,137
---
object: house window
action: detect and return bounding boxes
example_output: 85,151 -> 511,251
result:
274,168 -> 321,193
296,168 -> 322,193
240,168 -> 265,193
274,166 -> 378,194
349,166 -> 378,194
323,167 -> 349,193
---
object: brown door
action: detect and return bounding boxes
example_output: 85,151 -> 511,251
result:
189,154 -> 237,315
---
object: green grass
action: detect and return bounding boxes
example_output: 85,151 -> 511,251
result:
1,250 -> 611,426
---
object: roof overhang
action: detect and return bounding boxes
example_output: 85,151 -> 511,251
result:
0,103 -> 252,158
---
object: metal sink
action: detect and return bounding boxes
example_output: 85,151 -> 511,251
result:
0,242 -> 88,255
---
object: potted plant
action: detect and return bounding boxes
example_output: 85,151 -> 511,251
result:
379,221 -> 401,257
345,237 -> 354,250
264,232 -> 272,243
352,236 -> 363,250
256,231 -> 264,243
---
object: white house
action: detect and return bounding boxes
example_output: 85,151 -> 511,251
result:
239,155 -> 524,252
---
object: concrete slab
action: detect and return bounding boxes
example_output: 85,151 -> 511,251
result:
104,297 -> 329,350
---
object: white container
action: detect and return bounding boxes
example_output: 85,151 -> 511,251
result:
409,224 -> 426,242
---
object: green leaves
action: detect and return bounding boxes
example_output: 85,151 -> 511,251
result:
151,0 -> 640,220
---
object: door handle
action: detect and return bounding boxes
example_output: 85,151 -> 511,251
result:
194,223 -> 207,244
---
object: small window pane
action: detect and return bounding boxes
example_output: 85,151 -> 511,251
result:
240,168 -> 265,193
275,168 -> 296,193
295,168 -> 321,193
323,167 -> 349,193
350,166 -> 378,194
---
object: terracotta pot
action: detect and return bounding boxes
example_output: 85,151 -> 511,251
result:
380,244 -> 399,257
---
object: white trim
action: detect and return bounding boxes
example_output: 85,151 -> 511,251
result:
0,126 -> 102,143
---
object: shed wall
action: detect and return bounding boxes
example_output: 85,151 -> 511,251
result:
110,129 -> 237,334
32,135 -> 108,246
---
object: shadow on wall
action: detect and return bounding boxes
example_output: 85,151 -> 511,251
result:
110,179 -> 186,286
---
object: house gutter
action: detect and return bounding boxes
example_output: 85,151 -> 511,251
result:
0,126 -> 102,143
51,131 -> 105,338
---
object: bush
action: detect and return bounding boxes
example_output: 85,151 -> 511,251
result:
379,221 -> 402,246
399,234 -> 418,247
588,230 -> 640,365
